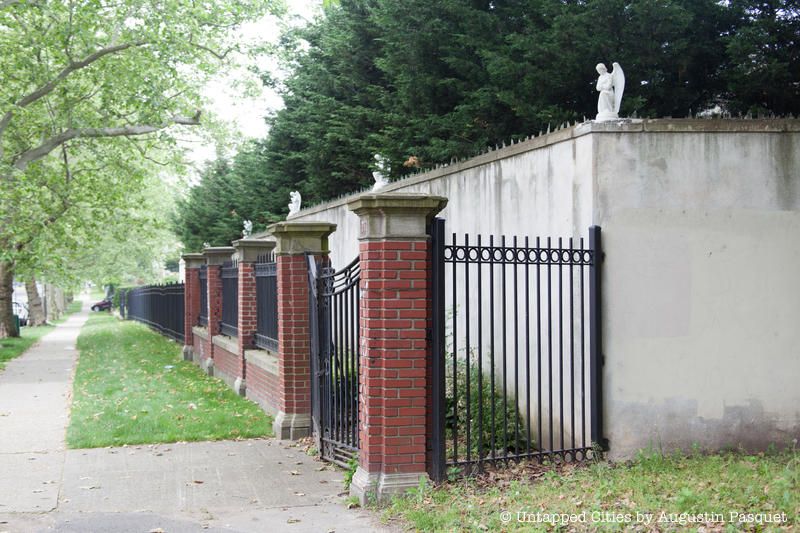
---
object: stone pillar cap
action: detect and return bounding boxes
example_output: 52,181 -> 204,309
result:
267,221 -> 337,255
182,252 -> 205,269
347,193 -> 448,215
347,193 -> 448,241
232,238 -> 277,263
203,246 -> 235,266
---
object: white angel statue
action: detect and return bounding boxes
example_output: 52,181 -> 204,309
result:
595,62 -> 625,121
372,154 -> 390,191
288,191 -> 301,217
242,219 -> 253,237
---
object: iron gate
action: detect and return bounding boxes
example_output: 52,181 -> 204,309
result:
310,255 -> 361,466
430,218 -> 605,480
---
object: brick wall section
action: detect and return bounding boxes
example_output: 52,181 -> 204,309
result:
358,239 -> 430,475
276,254 -> 313,415
213,344 -> 240,382
183,267 -> 200,348
246,360 -> 280,413
205,265 -> 223,363
236,262 -> 257,378
193,333 -> 206,361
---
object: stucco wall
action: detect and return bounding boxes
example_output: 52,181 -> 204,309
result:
289,118 -> 800,459
592,121 -> 800,459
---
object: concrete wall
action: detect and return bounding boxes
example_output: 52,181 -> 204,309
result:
289,118 -> 800,459
592,120 -> 800,458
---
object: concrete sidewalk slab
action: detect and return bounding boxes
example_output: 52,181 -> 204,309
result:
0,305 -> 88,514
0,301 -> 394,532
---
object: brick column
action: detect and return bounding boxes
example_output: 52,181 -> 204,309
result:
181,253 -> 205,361
268,221 -> 336,440
202,246 -> 234,375
231,238 -> 277,395
346,193 -> 447,505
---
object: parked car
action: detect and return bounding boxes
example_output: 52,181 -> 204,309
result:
91,298 -> 112,312
12,301 -> 28,326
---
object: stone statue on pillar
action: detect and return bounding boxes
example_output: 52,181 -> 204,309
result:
595,62 -> 625,121
288,191 -> 302,217
372,154 -> 390,191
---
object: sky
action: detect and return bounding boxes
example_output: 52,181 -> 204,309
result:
185,0 -> 320,167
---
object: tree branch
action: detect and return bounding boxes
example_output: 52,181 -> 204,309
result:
0,41 -> 147,141
17,41 -> 147,109
12,111 -> 201,171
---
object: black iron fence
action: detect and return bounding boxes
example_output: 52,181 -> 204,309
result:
220,260 -> 238,337
255,252 -> 278,351
125,283 -> 185,342
198,265 -> 208,326
430,218 -> 603,480
313,256 -> 361,466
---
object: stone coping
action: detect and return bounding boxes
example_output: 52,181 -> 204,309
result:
286,118 -> 800,219
244,349 -> 278,376
212,334 -> 238,354
192,326 -> 209,340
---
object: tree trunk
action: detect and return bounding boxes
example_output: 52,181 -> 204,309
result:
0,261 -> 19,338
25,277 -> 46,326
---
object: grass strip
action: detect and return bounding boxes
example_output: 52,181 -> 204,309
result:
67,313 -> 271,448
0,298 -> 83,371
384,449 -> 799,531
0,324 -> 55,370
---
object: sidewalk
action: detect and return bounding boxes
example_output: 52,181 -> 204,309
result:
0,301 -> 393,533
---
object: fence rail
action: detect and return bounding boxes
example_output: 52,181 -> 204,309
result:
126,283 -> 185,342
255,252 -> 278,351
220,260 -> 239,337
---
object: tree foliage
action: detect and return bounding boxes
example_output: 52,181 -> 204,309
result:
0,0 -> 278,336
173,0 -> 799,251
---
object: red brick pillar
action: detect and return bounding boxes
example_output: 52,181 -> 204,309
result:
202,246 -> 234,375
268,221 -> 337,440
181,253 -> 205,361
231,238 -> 277,395
346,193 -> 447,504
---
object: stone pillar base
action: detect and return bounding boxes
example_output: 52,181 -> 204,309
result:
349,467 -> 428,506
272,412 -> 311,440
233,377 -> 246,397
182,346 -> 193,362
202,357 -> 214,376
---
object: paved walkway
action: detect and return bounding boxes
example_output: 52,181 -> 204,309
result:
0,301 -> 392,533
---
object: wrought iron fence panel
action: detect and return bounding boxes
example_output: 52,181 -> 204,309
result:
316,256 -> 361,466
198,266 -> 208,326
126,283 -> 185,343
220,260 -> 239,337
430,218 -> 604,481
255,252 -> 278,351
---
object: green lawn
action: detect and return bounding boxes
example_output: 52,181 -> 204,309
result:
383,449 -> 799,531
67,313 -> 272,448
0,299 -> 83,371
0,324 -> 55,371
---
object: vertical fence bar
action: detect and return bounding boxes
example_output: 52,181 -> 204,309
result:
589,226 -> 606,451
430,218 -> 445,482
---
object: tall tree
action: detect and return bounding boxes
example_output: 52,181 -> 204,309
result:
0,0 -> 278,337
